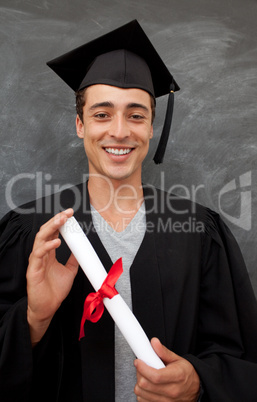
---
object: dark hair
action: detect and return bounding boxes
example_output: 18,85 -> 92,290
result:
75,88 -> 87,123
75,87 -> 156,124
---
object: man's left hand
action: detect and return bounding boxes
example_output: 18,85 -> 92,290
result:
134,338 -> 200,401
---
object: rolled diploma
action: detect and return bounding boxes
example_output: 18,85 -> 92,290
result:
59,216 -> 165,369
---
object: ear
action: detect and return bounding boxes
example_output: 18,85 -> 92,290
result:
149,124 -> 153,139
76,115 -> 84,139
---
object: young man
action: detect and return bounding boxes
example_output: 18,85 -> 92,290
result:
0,20 -> 257,402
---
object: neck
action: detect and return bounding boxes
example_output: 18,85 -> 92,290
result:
88,175 -> 144,220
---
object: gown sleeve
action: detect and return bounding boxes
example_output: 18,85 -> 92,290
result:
0,210 -> 62,402
185,208 -> 257,401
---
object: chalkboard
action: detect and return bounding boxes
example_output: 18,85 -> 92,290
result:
1,0 -> 257,296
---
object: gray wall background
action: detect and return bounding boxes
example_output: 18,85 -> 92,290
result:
1,0 -> 257,296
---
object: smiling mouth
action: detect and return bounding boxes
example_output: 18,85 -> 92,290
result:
104,148 -> 133,155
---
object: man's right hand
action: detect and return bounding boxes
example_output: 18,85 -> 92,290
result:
26,208 -> 79,346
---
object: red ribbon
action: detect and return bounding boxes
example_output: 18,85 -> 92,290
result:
79,258 -> 123,340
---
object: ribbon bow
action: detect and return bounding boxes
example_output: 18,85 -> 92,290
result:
79,258 -> 123,340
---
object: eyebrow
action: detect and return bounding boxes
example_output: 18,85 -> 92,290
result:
127,103 -> 149,113
89,101 -> 150,113
89,101 -> 114,110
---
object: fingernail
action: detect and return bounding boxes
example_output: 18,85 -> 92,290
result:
65,208 -> 73,214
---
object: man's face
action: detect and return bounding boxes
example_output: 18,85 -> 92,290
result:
76,84 -> 153,184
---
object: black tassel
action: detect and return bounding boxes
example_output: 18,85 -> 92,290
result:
153,83 -> 175,164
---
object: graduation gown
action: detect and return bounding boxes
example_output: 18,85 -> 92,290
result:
0,183 -> 257,402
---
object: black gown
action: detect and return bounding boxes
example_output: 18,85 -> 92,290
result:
0,183 -> 257,402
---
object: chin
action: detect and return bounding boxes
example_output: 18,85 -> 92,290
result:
107,172 -> 131,181
105,167 -> 136,182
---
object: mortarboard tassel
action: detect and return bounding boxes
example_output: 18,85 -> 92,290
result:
153,82 -> 175,164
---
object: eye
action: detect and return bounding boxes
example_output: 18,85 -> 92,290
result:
94,113 -> 109,119
130,114 -> 145,120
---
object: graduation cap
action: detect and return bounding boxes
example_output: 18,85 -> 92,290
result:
47,20 -> 180,163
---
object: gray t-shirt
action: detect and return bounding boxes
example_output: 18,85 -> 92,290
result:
91,203 -> 146,401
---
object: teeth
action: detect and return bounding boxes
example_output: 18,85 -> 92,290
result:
105,148 -> 132,155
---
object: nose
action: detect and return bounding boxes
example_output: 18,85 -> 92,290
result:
109,115 -> 130,140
